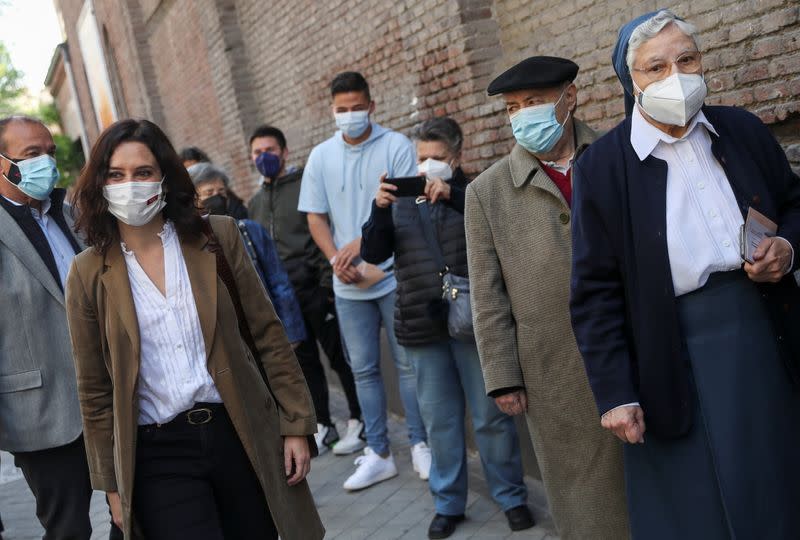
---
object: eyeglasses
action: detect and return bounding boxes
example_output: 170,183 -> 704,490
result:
632,51 -> 702,83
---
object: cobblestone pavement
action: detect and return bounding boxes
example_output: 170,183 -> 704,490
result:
1,388 -> 558,539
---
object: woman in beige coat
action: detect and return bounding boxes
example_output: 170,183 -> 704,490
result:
65,118 -> 323,539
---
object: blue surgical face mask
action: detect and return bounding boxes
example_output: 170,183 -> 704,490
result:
334,110 -> 371,139
509,89 -> 570,155
255,151 -> 282,179
0,153 -> 60,200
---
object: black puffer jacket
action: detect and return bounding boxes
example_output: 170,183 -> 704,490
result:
361,169 -> 469,346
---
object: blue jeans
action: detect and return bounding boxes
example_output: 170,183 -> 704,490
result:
335,290 -> 426,456
405,339 -> 528,516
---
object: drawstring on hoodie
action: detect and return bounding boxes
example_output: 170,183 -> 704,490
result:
340,123 -> 389,192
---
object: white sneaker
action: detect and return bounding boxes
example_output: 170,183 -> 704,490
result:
333,419 -> 366,455
314,423 -> 337,456
411,441 -> 432,481
343,447 -> 398,491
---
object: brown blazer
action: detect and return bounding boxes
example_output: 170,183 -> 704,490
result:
65,215 -> 324,540
464,120 -> 629,540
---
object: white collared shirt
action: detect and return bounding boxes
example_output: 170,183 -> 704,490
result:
2,196 -> 76,287
122,221 -> 222,425
630,107 -> 745,296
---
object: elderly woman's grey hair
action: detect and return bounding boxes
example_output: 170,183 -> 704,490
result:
187,162 -> 231,187
414,116 -> 464,157
626,9 -> 699,74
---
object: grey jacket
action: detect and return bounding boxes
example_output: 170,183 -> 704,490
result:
0,196 -> 83,452
465,120 -> 629,540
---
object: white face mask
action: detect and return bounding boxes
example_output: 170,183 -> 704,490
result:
417,158 -> 453,181
103,177 -> 167,227
334,110 -> 370,139
634,73 -> 707,127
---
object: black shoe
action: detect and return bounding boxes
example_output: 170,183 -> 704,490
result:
428,513 -> 465,539
322,424 -> 340,448
505,505 -> 535,531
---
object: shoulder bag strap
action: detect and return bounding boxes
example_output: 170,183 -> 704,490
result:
416,200 -> 448,274
201,217 -> 318,457
201,217 -> 270,390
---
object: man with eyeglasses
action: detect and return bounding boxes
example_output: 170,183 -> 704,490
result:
464,57 -> 629,539
0,116 -> 122,538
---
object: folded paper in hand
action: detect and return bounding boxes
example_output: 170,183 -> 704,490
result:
740,207 -> 777,264
355,261 -> 386,289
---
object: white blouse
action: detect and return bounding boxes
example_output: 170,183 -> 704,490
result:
122,221 -> 222,425
630,107 -> 744,296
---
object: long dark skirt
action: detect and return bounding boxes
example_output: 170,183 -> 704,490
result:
624,270 -> 800,540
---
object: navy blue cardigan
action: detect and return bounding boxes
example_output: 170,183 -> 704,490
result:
570,105 -> 800,439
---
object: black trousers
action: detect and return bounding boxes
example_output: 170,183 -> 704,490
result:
134,403 -> 278,540
295,288 -> 361,425
12,435 -> 123,540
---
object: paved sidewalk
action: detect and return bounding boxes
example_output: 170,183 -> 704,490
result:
0,388 -> 558,539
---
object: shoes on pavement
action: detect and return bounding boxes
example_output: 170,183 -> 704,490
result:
411,441 -> 432,480
342,447 -> 398,491
313,423 -> 340,456
427,513 -> 465,539
505,505 -> 535,531
333,418 -> 366,455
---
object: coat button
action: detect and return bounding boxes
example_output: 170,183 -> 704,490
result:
559,213 -> 570,224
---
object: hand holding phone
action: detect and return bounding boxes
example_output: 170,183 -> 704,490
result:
384,175 -> 427,197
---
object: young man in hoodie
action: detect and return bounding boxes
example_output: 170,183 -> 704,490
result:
299,72 -> 430,491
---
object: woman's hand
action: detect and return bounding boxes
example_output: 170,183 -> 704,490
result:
107,491 -> 123,528
284,435 -> 311,486
424,178 -> 451,204
375,173 -> 398,208
745,237 -> 793,282
601,405 -> 646,444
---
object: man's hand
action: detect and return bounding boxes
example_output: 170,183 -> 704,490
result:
375,173 -> 398,208
107,491 -> 123,528
284,436 -> 312,486
601,405 -> 646,444
495,390 -> 527,416
424,178 -> 451,204
332,238 -> 363,284
745,237 -> 793,283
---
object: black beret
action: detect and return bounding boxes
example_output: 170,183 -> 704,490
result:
487,56 -> 579,96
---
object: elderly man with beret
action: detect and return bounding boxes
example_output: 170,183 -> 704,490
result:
464,56 -> 630,539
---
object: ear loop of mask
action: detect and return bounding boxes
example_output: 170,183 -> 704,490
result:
0,153 -> 20,187
509,85 -> 570,124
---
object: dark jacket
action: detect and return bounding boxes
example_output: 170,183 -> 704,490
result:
237,219 -> 307,344
570,105 -> 800,439
361,168 -> 469,346
248,168 -> 331,305
227,192 -> 249,220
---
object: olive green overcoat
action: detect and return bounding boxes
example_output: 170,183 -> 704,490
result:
65,215 -> 324,539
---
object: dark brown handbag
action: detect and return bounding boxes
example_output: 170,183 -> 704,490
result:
201,217 -> 318,457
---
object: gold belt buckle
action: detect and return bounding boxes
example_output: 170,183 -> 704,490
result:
186,407 -> 213,425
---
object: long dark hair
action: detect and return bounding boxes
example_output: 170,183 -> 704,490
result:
73,119 -> 203,253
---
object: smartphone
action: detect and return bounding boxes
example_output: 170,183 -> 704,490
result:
384,175 -> 426,197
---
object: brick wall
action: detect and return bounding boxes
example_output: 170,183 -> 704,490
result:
54,0 -> 800,196
494,0 -> 800,169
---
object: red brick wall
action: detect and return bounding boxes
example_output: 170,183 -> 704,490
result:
494,0 -> 800,168
54,0 -> 800,200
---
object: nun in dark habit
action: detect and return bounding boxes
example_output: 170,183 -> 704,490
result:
569,9 -> 800,540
